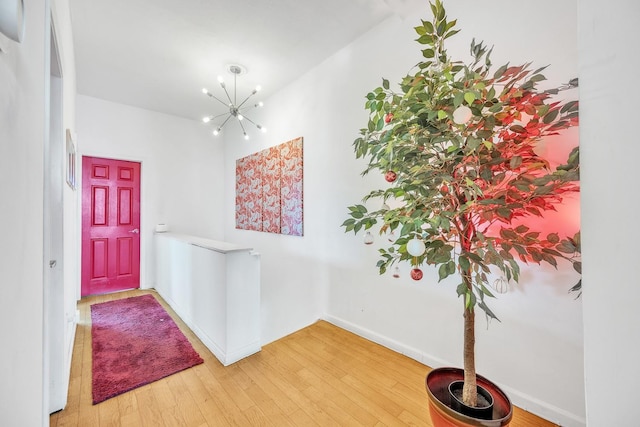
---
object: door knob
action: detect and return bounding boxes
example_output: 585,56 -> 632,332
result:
129,228 -> 140,234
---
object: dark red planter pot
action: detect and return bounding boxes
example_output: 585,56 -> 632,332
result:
426,367 -> 513,427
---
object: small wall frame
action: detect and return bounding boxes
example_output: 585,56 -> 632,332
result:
66,129 -> 77,190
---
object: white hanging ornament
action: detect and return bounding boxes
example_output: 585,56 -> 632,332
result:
406,238 -> 426,257
453,105 -> 473,125
363,231 -> 374,245
493,276 -> 509,294
392,266 -> 401,278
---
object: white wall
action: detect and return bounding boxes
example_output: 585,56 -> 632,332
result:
223,116 -> 326,345
0,1 -> 47,425
76,95 -> 226,288
579,0 -> 640,425
223,1 -> 584,425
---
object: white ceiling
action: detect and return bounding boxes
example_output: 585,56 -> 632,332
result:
69,0 -> 423,122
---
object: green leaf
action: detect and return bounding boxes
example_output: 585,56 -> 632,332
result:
447,260 -> 456,274
437,110 -> 448,120
464,91 -> 476,105
444,29 -> 460,40
513,244 -> 528,256
496,208 -> 511,219
422,48 -> 435,58
445,19 -> 457,31
509,156 -> 523,169
500,228 -> 519,240
529,74 -> 546,83
478,300 -> 500,321
414,26 -> 427,36
546,233 -> 560,244
454,92 -> 464,108
382,79 -> 390,90
543,109 -> 559,124
557,240 -> 577,254
438,263 -> 451,282
541,253 -> 558,267
459,255 -> 470,272
493,64 -> 508,79
424,21 -> 434,34
417,34 -> 434,45
573,261 -> 582,274
465,292 -> 476,309
561,100 -> 579,113
514,225 -> 529,233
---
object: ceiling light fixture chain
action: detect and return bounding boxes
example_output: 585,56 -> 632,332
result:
201,64 -> 266,140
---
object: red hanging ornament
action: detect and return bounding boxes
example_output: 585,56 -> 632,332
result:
410,268 -> 423,281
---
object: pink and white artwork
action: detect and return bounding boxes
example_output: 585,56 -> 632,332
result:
235,137 -> 303,236
235,153 -> 263,231
280,138 -> 303,236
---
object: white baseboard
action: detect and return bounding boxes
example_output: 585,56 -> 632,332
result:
322,314 -> 585,427
154,288 -> 260,367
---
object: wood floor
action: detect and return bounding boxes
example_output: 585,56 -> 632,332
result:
50,289 -> 557,427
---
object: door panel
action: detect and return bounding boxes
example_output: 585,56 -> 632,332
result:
82,156 -> 141,296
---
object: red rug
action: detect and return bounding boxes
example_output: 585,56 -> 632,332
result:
91,294 -> 204,404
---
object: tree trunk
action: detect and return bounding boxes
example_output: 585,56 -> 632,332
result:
462,273 -> 478,407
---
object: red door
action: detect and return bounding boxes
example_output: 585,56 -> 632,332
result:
81,156 -> 141,296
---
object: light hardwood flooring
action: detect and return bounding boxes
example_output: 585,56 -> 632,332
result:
50,289 -> 558,426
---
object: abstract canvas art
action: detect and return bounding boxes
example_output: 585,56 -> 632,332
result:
236,137 -> 303,236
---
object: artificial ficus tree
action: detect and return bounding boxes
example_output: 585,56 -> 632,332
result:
342,0 -> 581,409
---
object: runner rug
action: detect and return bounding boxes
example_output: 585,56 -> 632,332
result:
91,294 -> 204,404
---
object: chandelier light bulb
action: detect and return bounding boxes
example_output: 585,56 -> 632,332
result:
237,114 -> 244,121
244,133 -> 249,140
213,128 -> 220,136
258,101 -> 264,107
255,85 -> 262,92
261,127 -> 267,133
202,88 -> 209,94
217,75 -> 224,83
202,117 -> 211,123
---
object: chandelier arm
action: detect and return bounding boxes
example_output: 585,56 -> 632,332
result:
239,105 -> 255,114
236,91 -> 257,110
240,115 -> 262,129
209,112 -> 231,121
207,93 -> 230,108
217,114 -> 234,130
238,118 -> 248,134
234,72 -> 237,105
220,85 -> 234,105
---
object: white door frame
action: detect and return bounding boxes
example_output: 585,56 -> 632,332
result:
44,15 -> 67,415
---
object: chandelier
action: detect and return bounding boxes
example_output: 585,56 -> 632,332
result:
201,64 -> 266,140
